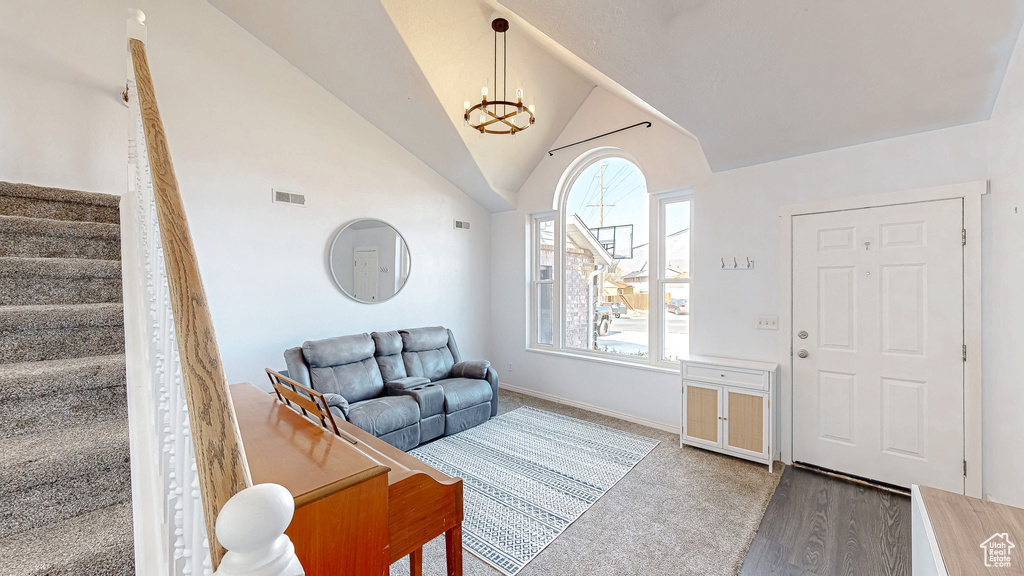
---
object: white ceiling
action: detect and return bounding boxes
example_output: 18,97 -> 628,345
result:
208,0 -> 516,212
209,0 -> 1024,207
493,0 -> 1024,170
381,0 -> 594,195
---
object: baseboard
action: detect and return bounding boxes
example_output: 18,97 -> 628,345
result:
498,382 -> 678,434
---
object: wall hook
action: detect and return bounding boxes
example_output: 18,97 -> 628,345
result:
733,257 -> 738,268
746,257 -> 753,268
721,258 -> 726,269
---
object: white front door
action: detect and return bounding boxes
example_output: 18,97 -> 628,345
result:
792,199 -> 965,492
353,247 -> 378,302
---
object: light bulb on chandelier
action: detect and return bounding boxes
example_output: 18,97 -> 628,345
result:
463,18 -> 535,135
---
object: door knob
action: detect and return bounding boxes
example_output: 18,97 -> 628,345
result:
797,349 -> 809,358
798,330 -> 808,339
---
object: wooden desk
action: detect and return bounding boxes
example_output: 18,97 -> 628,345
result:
913,484 -> 1024,575
230,383 -> 463,576
333,417 -> 463,576
231,383 -> 391,575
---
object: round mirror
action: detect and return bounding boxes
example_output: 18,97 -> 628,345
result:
328,219 -> 411,303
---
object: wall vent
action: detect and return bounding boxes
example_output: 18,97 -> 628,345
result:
454,220 -> 471,230
272,189 -> 305,207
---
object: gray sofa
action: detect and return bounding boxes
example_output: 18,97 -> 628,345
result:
283,326 -> 498,451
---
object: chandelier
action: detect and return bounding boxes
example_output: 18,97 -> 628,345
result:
464,18 -> 535,135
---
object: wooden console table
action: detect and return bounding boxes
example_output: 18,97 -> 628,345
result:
230,383 -> 463,575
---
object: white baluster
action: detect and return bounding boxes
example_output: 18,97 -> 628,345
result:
213,485 -> 304,576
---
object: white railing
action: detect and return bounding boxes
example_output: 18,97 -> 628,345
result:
123,10 -> 302,576
125,71 -> 212,576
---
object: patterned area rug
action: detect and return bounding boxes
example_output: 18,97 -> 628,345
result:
409,406 -> 659,575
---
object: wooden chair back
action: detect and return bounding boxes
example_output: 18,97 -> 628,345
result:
265,369 -> 341,436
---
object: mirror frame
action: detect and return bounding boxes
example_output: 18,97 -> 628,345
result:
327,218 -> 411,304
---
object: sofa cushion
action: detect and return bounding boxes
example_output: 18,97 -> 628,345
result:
372,330 -> 408,383
347,396 -> 420,437
400,327 -> 450,352
435,378 -> 493,413
303,333 -> 376,367
303,333 -> 384,402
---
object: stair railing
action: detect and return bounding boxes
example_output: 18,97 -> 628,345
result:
123,11 -> 301,575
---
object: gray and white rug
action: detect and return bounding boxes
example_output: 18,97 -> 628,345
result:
409,406 -> 659,575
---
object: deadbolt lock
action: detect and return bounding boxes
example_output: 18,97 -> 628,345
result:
798,330 -> 808,339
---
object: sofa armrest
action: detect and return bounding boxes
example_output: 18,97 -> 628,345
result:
321,393 -> 351,418
485,367 -> 498,417
451,360 -> 491,380
386,380 -> 444,418
385,377 -> 431,392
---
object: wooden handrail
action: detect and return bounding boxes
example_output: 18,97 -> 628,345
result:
129,38 -> 252,568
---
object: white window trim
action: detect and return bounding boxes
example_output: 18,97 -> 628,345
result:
529,210 -> 557,349
527,146 -> 694,371
653,189 -> 693,366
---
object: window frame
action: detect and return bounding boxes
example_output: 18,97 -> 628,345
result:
529,211 -> 557,349
527,147 -> 693,371
654,189 -> 693,365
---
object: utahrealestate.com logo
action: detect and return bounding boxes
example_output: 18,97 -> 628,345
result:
980,533 -> 1016,568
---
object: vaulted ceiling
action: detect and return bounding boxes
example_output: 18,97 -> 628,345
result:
209,0 -> 1024,210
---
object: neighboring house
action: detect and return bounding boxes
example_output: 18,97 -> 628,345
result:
603,279 -> 634,299
622,263 -> 649,294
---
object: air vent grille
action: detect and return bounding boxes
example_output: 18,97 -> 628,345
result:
272,189 -> 305,207
454,220 -> 471,230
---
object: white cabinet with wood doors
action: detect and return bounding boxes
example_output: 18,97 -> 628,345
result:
681,356 -> 777,471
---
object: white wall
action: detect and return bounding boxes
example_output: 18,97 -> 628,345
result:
490,86 -> 711,430
495,79 -> 1021,504
985,23 -> 1024,508
0,1 -> 126,194
132,0 -> 493,387
0,0 -> 494,389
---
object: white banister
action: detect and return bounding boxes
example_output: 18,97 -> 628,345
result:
213,485 -> 304,576
124,11 -> 302,575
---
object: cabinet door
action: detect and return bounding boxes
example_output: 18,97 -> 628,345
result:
684,382 -> 721,448
723,388 -> 768,460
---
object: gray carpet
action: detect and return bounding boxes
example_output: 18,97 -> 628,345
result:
0,181 -> 134,575
390,390 -> 782,576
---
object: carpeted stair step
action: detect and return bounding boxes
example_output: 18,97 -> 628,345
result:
0,501 -> 134,576
0,182 -> 120,224
0,303 -> 125,363
0,257 -> 123,306
0,356 -> 127,438
0,418 -> 131,539
0,214 -> 121,260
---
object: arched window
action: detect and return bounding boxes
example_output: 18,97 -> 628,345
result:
530,148 -> 692,365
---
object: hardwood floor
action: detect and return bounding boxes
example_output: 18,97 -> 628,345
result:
739,466 -> 911,576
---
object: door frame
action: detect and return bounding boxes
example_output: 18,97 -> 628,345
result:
778,180 -> 986,497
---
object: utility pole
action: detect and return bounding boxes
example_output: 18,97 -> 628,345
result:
586,161 -> 613,227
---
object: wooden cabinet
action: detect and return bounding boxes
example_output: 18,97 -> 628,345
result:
681,356 -> 777,470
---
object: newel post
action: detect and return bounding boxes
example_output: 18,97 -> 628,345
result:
213,484 -> 304,576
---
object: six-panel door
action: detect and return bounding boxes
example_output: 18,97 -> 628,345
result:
792,199 -> 965,492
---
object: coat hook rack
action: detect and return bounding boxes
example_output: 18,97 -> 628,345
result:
721,256 -> 754,270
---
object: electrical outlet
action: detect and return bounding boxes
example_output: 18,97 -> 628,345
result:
756,316 -> 779,330
508,362 -> 513,373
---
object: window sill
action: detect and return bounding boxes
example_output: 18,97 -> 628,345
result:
525,346 -> 683,374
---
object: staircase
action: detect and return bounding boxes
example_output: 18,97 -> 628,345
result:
0,182 -> 134,575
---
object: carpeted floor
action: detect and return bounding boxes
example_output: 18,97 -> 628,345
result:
0,181 -> 133,575
390,389 -> 782,576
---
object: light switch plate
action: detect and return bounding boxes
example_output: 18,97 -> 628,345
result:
756,316 -> 779,330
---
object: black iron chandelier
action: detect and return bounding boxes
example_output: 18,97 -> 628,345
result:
464,18 -> 535,135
